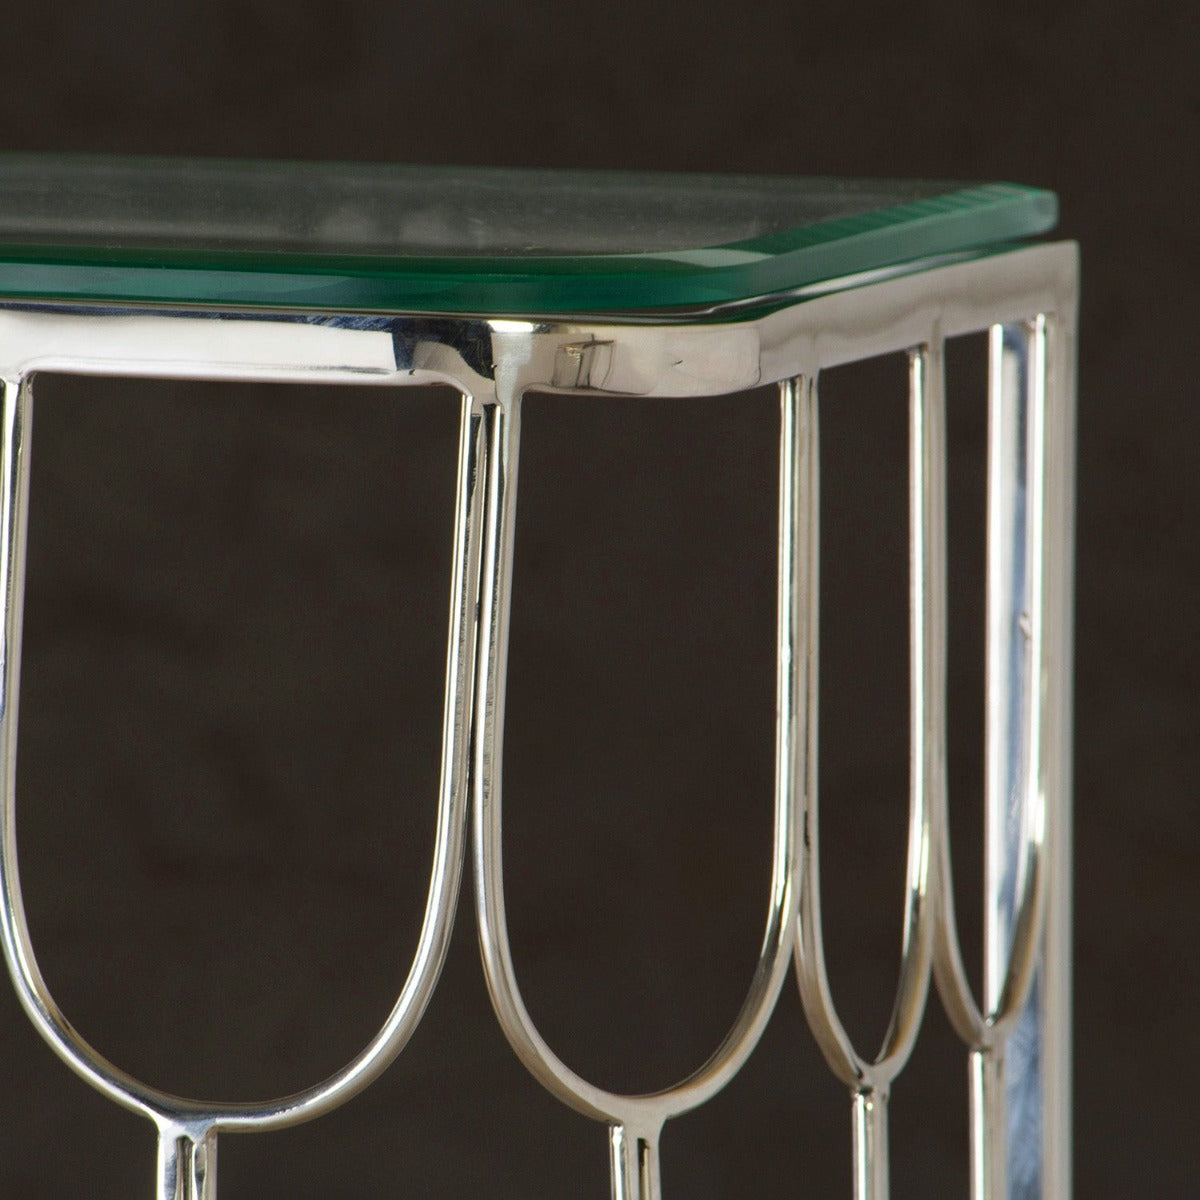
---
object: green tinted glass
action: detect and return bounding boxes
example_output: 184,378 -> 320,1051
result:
0,156 -> 1056,314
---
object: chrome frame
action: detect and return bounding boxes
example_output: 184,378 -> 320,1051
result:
0,240 -> 1077,1200
790,347 -> 940,1200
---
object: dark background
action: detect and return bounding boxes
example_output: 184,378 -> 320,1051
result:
0,2 -> 1195,1197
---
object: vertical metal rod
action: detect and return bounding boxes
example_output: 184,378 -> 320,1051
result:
1040,302 -> 1076,1200
778,372 -> 815,1002
970,1047 -> 1006,1200
851,1089 -> 889,1200
157,1126 -> 217,1200
609,1125 -> 635,1200
639,1134 -> 662,1200
907,339 -> 945,1040
980,320 -> 1027,1200
985,320 -> 1047,1200
608,1125 -> 662,1200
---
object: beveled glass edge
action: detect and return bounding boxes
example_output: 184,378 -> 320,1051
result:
0,248 -> 1022,330
0,184 -> 1055,315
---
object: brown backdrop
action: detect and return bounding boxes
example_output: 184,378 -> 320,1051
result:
0,2 -> 1194,1196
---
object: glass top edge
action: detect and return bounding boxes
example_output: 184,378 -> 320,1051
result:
0,181 -> 1054,270
0,240 -> 1048,320
0,157 -> 1058,314
0,153 -> 1055,263
0,246 -> 1020,325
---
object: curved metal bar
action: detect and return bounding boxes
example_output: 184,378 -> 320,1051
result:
0,378 -> 484,1177
472,384 -> 801,1197
930,318 -> 1052,1200
792,343 -> 943,1200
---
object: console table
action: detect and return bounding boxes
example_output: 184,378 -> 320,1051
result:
0,157 -> 1077,1200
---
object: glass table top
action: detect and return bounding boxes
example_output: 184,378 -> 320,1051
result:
0,156 -> 1057,315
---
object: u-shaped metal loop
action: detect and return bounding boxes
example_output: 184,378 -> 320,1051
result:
933,319 -> 1050,1047
791,345 -> 943,1200
0,377 -> 486,1198
931,318 -> 1054,1200
472,389 -> 801,1200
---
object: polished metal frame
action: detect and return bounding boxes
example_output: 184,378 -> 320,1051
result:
0,240 -> 1077,1200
